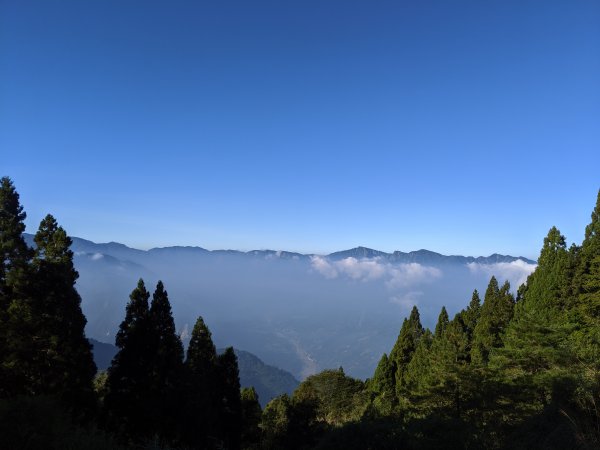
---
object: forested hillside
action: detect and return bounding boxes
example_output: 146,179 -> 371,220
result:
1,175 -> 599,449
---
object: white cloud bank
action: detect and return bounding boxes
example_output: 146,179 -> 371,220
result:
310,256 -> 442,287
467,260 -> 537,288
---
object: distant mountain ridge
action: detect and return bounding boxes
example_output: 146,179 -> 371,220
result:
22,235 -> 536,265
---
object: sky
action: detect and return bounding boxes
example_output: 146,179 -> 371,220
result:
1,0 -> 599,259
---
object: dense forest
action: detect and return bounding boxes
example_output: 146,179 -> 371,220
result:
1,175 -> 599,449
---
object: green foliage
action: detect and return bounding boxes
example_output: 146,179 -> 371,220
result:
2,213 -> 96,414
403,330 -> 433,396
471,277 -> 515,365
370,353 -> 397,415
260,394 -> 294,450
0,177 -> 34,397
260,393 -> 319,450
389,306 -> 424,392
0,176 -> 31,290
434,306 -> 449,339
572,191 -> 600,364
293,368 -> 369,425
241,387 -> 262,449
461,289 -> 481,341
516,227 -> 570,320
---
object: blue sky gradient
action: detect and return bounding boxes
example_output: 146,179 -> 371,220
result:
1,0 -> 599,258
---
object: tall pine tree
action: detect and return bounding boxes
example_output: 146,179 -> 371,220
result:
0,177 -> 33,397
389,306 -> 424,393
241,387 -> 262,449
31,215 -> 96,405
434,306 -> 449,339
370,353 -> 397,415
471,277 -> 514,365
147,281 -> 185,443
573,190 -> 600,362
217,347 -> 242,450
104,279 -> 154,440
183,315 -> 219,447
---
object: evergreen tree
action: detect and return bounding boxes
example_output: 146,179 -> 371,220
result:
461,289 -> 481,341
403,329 -> 433,395
573,190 -> 600,362
434,306 -> 449,339
241,386 -> 262,449
3,214 -> 96,406
183,315 -> 218,447
516,227 -> 570,320
32,215 -> 96,404
0,177 -> 33,397
0,177 -> 31,296
147,281 -> 184,442
104,279 -> 154,440
389,306 -> 424,392
217,347 -> 242,450
370,353 -> 397,415
293,368 -> 368,426
496,227 -> 577,409
471,276 -> 514,365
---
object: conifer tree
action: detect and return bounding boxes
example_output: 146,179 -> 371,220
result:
389,306 -> 424,392
183,315 -> 218,447
573,190 -> 600,361
4,213 -> 97,405
217,347 -> 242,450
471,277 -> 514,365
497,227 -> 575,400
31,215 -> 96,404
147,281 -> 184,442
0,177 -> 33,396
241,386 -> 262,449
417,315 -> 474,420
516,227 -> 570,322
403,329 -> 433,394
370,353 -> 397,415
105,279 -> 154,439
434,306 -> 449,339
461,290 -> 481,340
0,177 -> 31,293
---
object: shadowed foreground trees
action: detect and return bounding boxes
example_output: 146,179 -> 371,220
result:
104,281 -> 243,449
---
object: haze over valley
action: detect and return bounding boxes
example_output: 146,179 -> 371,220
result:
33,234 -> 537,380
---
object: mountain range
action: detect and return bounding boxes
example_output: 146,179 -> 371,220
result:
23,234 -> 535,266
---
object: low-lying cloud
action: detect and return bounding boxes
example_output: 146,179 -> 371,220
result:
467,260 -> 537,288
389,291 -> 424,311
310,256 -> 442,287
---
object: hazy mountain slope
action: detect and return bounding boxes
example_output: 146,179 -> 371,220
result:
89,338 -> 118,371
90,337 -> 298,406
223,349 -> 299,407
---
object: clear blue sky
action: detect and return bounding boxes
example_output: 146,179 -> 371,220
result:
1,0 -> 599,258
